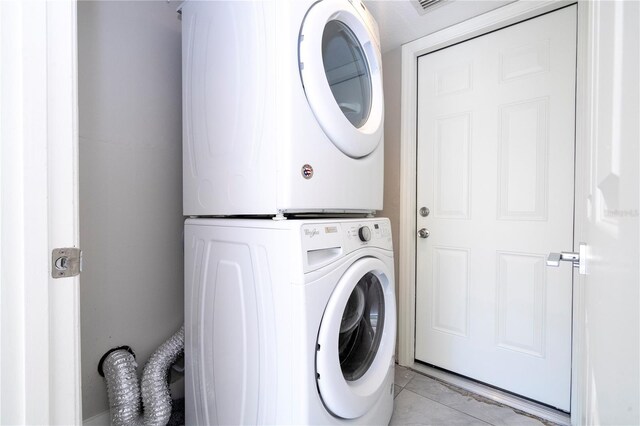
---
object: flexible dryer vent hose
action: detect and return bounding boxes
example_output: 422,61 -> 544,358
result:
141,326 -> 185,425
99,326 -> 185,426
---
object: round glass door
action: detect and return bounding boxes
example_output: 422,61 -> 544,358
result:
315,257 -> 396,419
339,272 -> 384,381
322,20 -> 372,129
299,0 -> 384,159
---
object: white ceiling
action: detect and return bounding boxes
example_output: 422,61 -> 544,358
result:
363,0 -> 515,53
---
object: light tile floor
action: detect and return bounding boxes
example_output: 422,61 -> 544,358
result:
391,366 -> 555,426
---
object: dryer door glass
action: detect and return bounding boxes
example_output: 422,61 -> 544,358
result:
299,2 -> 384,158
322,20 -> 372,129
339,271 -> 384,381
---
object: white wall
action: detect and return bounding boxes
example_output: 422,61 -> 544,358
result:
364,0 -> 512,53
78,1 -> 183,419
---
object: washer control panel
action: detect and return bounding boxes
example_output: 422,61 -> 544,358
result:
342,221 -> 391,246
301,219 -> 392,271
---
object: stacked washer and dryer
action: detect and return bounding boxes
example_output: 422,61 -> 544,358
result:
181,0 -> 395,424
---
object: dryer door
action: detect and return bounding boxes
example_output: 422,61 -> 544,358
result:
316,257 -> 396,419
299,0 -> 383,159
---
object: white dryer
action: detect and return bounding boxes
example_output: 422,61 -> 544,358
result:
181,0 -> 384,216
184,218 -> 396,424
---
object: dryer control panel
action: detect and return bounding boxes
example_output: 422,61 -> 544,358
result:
300,219 -> 392,272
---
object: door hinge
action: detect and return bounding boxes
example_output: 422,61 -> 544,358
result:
52,247 -> 82,278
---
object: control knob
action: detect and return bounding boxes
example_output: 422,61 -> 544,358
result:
358,226 -> 371,242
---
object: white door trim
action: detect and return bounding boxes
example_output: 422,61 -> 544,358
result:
398,1 -> 591,422
0,0 -> 81,424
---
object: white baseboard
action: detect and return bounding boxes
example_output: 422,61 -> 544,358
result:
83,410 -> 110,426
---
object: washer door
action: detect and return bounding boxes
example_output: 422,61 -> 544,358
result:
299,0 -> 383,159
316,257 -> 396,419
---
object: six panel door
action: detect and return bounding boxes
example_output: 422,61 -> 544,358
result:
415,6 -> 577,411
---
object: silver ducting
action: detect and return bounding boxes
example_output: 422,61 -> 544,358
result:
99,326 -> 185,426
101,348 -> 143,426
141,326 -> 185,426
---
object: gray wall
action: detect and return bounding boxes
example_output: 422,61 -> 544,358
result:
380,46 -> 402,288
78,1 -> 183,419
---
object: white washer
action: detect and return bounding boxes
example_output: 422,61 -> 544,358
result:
184,218 -> 396,425
181,0 -> 384,216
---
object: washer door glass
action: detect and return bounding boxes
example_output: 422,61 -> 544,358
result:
339,272 -> 384,381
322,20 -> 372,129
315,256 -> 396,419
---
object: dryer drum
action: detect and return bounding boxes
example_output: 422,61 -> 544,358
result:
321,19 -> 372,128
338,272 -> 385,382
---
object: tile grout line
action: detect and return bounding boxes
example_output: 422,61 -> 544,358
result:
401,372 -> 551,426
404,376 -> 498,425
397,385 -> 494,426
406,366 -> 566,425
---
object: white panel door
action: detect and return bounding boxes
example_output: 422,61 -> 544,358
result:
415,6 -> 576,411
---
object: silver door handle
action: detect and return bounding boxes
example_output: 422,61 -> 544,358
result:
546,252 -> 579,267
417,228 -> 430,239
546,243 -> 587,275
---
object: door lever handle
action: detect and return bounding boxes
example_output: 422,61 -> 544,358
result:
546,243 -> 587,275
546,252 -> 562,267
546,251 -> 579,267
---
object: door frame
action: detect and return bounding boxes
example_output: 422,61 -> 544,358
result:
0,0 -> 81,424
398,0 -> 591,423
